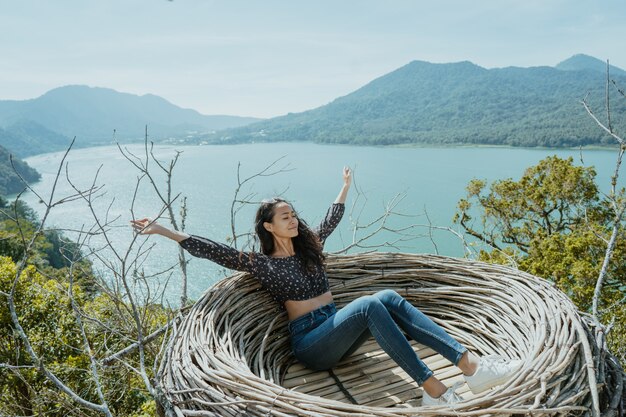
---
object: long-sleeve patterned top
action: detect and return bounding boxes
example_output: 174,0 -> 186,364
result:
179,203 -> 345,309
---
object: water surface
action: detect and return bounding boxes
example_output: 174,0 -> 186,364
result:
22,143 -> 623,303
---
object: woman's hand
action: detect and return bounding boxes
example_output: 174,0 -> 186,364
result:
130,217 -> 190,242
130,217 -> 163,235
342,166 -> 352,188
335,166 -> 352,204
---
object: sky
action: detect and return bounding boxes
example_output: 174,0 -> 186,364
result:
2,0 -> 626,118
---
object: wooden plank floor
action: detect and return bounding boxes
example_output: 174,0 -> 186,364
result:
282,338 -> 479,408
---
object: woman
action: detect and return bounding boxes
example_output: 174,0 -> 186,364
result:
130,167 -> 521,406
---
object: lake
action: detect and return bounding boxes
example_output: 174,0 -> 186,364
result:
21,142 -> 624,304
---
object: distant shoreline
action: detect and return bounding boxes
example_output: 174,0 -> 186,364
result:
388,142 -> 619,151
23,139 -> 621,161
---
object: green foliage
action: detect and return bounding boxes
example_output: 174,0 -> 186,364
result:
84,294 -> 169,416
0,256 -> 93,416
454,156 -> 601,252
456,155 -> 626,364
0,203 -> 50,265
0,200 -> 169,416
0,261 -> 167,416
128,400 -> 157,417
520,227 -> 626,310
0,198 -> 87,271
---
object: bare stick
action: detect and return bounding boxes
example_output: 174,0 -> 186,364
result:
60,144 -> 183,415
67,256 -> 110,411
581,63 -> 626,320
101,307 -> 189,366
118,127 -> 188,307
334,190 -> 426,254
581,97 -> 624,146
606,60 -> 612,133
229,157 -> 293,249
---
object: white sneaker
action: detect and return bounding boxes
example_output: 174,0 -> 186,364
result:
464,355 -> 523,394
422,382 -> 464,407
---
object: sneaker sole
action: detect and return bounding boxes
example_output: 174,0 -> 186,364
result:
468,374 -> 511,394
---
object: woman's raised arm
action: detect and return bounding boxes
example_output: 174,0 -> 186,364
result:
334,166 -> 352,204
317,167 -> 351,243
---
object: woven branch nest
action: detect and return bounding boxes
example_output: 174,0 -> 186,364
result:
161,253 -> 625,416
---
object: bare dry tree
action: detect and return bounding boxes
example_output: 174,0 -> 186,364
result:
63,160 -> 176,416
0,135 -> 297,416
221,159 -> 429,256
2,138 -> 114,416
228,156 -> 293,249
117,126 -> 189,307
581,61 -> 626,323
0,130 -> 191,416
333,174 -> 429,254
580,62 -> 626,413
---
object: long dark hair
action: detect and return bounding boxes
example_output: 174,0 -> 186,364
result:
254,198 -> 325,272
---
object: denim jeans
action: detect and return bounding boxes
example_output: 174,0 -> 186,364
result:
288,289 -> 467,385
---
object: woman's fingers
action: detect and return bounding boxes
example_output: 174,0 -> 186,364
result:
130,217 -> 153,234
131,222 -> 145,232
343,166 -> 352,186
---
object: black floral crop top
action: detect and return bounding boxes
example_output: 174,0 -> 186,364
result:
179,203 -> 345,309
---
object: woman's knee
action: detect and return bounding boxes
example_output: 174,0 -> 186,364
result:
356,295 -> 386,315
374,289 -> 402,306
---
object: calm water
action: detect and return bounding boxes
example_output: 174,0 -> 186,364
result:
21,142 -> 623,304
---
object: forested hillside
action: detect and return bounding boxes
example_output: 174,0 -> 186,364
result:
0,144 -> 40,195
0,121 -> 71,158
205,54 -> 626,147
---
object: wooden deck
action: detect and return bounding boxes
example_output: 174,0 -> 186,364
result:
282,337 -> 479,408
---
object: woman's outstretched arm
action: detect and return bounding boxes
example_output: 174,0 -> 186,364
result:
130,218 -> 190,242
129,218 -> 265,273
334,166 -> 352,204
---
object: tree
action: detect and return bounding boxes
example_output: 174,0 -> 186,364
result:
454,155 -> 602,254
0,256 -> 91,416
455,155 -> 626,364
0,253 -> 167,417
0,138 -> 179,417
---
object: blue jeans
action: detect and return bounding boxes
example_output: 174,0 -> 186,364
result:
288,289 -> 467,385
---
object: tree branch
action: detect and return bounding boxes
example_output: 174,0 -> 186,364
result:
6,140 -> 113,416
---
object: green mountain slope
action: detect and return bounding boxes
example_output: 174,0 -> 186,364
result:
0,121 -> 72,158
0,144 -> 40,196
207,55 -> 626,147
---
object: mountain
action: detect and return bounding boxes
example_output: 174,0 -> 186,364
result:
0,85 -> 261,151
556,54 -> 626,77
0,143 -> 40,196
0,121 -> 72,158
204,55 -> 626,148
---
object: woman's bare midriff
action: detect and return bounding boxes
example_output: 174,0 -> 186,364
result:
284,291 -> 334,321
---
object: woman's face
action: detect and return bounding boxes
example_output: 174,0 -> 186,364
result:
264,202 -> 299,239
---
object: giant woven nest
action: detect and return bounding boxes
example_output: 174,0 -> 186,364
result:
161,253 -> 625,416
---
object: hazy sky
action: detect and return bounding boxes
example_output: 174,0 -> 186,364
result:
2,0 -> 625,118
